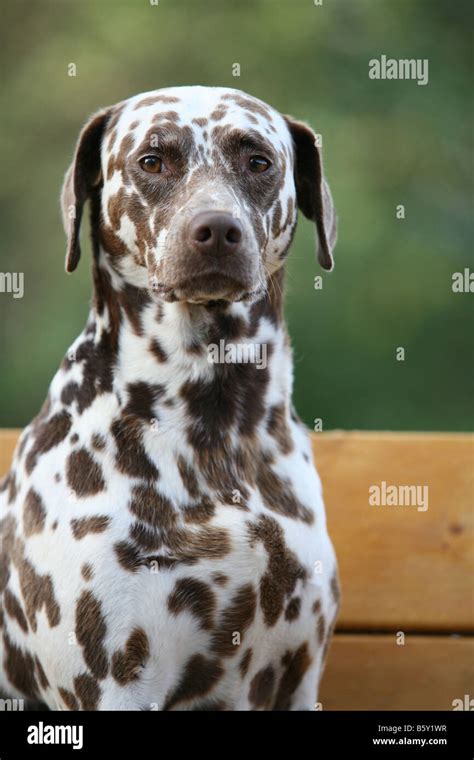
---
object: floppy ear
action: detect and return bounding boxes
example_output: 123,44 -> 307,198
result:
284,117 -> 337,271
61,108 -> 112,273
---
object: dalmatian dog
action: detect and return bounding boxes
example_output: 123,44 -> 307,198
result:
0,86 -> 339,711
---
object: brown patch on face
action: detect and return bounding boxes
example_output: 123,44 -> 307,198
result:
4,589 -> 28,632
316,614 -> 326,646
164,654 -> 223,710
312,599 -> 321,615
59,687 -> 79,710
111,417 -> 160,480
249,665 -> 275,709
133,95 -> 180,110
129,521 -> 162,551
192,117 -> 208,127
75,590 -> 108,680
266,403 -> 293,455
149,337 -> 168,363
285,596 -> 301,622
71,516 -> 111,540
239,647 -> 253,677
152,110 -> 180,123
177,456 -> 201,500
66,448 -> 106,497
221,93 -> 273,122
248,514 -> 307,627
257,455 -> 314,524
3,631 -> 39,698
70,433 -> 79,444
91,433 -> 106,450
273,642 -> 312,710
23,489 -> 46,536
111,627 -> 150,685
212,573 -> 228,586
271,200 -> 282,238
168,577 -> 216,630
81,563 -> 94,582
210,107 -> 228,121
211,584 -> 257,657
74,672 -> 101,710
25,411 -> 72,474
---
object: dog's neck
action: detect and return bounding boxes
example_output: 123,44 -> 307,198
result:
78,252 -> 293,448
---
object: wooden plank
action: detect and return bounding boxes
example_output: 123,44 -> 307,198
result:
0,429 -> 21,478
320,633 -> 474,711
313,432 -> 474,632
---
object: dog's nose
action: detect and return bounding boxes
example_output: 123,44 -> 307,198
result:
189,212 -> 242,257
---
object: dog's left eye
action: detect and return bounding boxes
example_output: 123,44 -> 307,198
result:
248,155 -> 272,173
139,155 -> 163,174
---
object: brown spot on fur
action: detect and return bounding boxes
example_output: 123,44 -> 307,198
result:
164,654 -> 223,710
177,456 -> 200,499
312,599 -> 321,615
285,596 -> 301,622
211,584 -> 257,657
192,117 -> 208,127
134,95 -> 180,109
212,573 -> 228,586
249,665 -> 275,708
35,657 -> 50,690
91,433 -> 106,450
75,590 -> 108,680
124,381 -> 165,420
4,589 -> 28,632
111,417 -> 159,480
66,448 -> 106,497
23,489 -> 46,536
317,614 -> 326,645
3,631 -> 39,698
273,642 -> 312,710
330,571 -> 341,607
168,578 -> 216,630
74,672 -> 101,710
150,337 -> 168,363
248,515 -> 306,627
12,538 -> 61,632
267,403 -> 293,455
25,411 -> 72,474
257,455 -> 313,524
239,647 -> 253,677
71,515 -> 111,540
59,687 -> 78,710
111,628 -> 150,685
81,563 -> 94,582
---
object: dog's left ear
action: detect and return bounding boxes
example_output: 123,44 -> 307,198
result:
284,117 -> 337,271
61,108 -> 112,273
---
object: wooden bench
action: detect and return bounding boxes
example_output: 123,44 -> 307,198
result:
1,430 -> 473,710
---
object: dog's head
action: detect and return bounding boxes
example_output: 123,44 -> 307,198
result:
62,86 -> 336,304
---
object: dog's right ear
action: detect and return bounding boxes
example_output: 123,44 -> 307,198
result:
61,108 -> 112,273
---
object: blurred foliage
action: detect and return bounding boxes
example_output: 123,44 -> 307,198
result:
0,0 -> 472,430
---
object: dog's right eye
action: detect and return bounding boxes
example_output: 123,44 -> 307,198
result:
139,155 -> 163,174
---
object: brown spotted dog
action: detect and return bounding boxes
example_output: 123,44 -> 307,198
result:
0,87 -> 339,711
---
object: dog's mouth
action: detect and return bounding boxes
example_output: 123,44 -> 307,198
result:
149,273 -> 261,305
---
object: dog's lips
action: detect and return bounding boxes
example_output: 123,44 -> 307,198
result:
149,272 -> 260,304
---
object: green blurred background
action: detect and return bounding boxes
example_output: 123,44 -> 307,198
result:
0,0 -> 472,430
